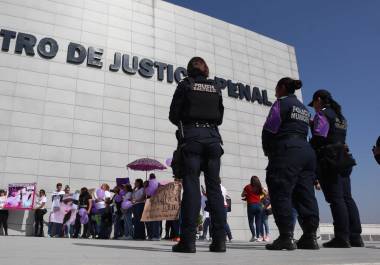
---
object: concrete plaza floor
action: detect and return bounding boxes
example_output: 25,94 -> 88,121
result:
1,236 -> 380,265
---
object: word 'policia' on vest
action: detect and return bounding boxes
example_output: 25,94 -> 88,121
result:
0,28 -> 272,106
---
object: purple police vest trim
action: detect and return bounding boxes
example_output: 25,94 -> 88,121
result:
264,100 -> 282,134
313,112 -> 329,137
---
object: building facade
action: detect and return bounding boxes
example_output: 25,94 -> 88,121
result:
0,0 -> 300,239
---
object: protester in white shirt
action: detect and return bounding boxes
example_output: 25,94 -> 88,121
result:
94,183 -> 112,239
200,187 -> 210,240
221,184 -> 233,242
34,189 -> 47,237
49,183 -> 65,237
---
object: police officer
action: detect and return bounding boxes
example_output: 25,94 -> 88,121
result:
309,89 -> 364,248
169,57 -> 226,253
262,77 -> 320,250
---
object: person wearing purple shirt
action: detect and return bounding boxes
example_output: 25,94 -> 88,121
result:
309,89 -> 363,248
262,77 -> 319,251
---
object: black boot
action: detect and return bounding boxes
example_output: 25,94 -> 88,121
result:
266,234 -> 297,251
350,236 -> 364,247
297,233 -> 320,250
172,241 -> 196,253
323,238 -> 351,248
209,240 -> 226,252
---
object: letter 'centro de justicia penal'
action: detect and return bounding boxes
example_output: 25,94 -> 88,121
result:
0,29 -> 272,106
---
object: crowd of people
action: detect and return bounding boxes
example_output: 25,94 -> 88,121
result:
42,174 -> 171,240
0,174 -> 179,240
0,173 -> 275,244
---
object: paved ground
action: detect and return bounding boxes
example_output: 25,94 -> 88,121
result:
1,236 -> 380,265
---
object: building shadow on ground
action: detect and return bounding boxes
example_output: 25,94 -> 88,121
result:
73,242 -> 267,252
73,242 -> 173,253
158,242 -> 267,251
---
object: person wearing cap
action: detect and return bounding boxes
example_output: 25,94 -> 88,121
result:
262,77 -> 320,251
309,89 -> 363,248
169,57 -> 226,253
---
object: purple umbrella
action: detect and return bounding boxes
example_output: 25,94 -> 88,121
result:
127,158 -> 166,180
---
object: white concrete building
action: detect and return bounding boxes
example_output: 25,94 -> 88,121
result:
0,0 -> 301,239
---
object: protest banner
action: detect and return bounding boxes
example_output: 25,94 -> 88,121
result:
116,177 -> 130,187
5,183 -> 36,210
141,181 -> 182,222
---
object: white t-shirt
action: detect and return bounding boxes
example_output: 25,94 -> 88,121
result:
132,188 -> 145,204
35,196 -> 47,209
221,185 -> 228,207
0,195 -> 6,209
124,192 -> 132,201
201,194 -> 209,218
95,190 -> 111,210
51,190 -> 65,201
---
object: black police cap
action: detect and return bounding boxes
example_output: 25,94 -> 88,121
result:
308,89 -> 332,107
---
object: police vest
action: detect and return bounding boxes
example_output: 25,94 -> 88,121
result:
321,107 -> 347,144
276,95 -> 310,139
185,77 -> 222,123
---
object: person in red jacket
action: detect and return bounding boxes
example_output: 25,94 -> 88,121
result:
242,176 -> 264,242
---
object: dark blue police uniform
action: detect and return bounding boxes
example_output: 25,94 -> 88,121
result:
262,94 -> 319,249
169,75 -> 226,252
311,107 -> 363,247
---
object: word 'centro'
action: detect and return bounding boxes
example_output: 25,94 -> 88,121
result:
0,29 -> 272,106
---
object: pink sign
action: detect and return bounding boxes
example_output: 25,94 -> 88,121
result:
5,183 -> 36,210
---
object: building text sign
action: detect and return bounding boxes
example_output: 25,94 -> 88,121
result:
0,29 -> 272,106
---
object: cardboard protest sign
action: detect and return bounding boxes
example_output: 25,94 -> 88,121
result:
141,181 -> 182,222
116,177 -> 130,187
5,183 -> 36,210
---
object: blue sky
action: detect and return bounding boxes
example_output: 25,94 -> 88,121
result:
166,0 -> 380,223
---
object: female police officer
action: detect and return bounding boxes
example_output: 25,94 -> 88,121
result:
169,57 -> 226,253
309,89 -> 363,248
262,77 -> 320,250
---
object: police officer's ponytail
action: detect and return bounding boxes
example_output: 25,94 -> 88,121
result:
277,77 -> 303,94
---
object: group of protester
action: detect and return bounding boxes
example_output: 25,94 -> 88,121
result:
44,174 -> 172,241
0,173 -> 183,241
0,173 -> 273,244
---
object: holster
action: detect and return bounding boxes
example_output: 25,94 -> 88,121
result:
318,143 -> 356,174
171,127 -> 185,179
